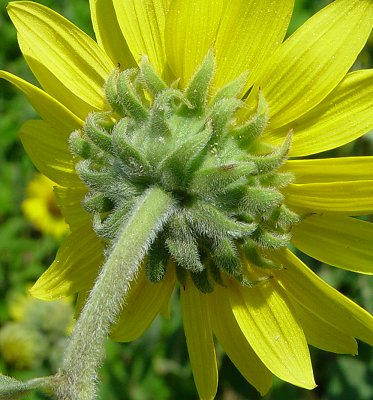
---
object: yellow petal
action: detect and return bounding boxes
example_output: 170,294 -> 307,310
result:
273,249 -> 373,346
248,0 -> 373,128
229,279 -> 315,389
214,0 -> 293,90
19,120 -> 82,187
89,0 -> 136,69
22,193 -> 68,239
0,71 -> 82,130
112,0 -> 170,76
266,70 -> 373,156
8,2 -> 114,118
30,225 -> 104,300
54,187 -> 90,230
180,281 -> 218,400
284,181 -> 373,216
285,156 -> 373,183
291,300 -> 358,355
75,288 -> 91,317
21,174 -> 69,239
111,266 -> 175,342
208,285 -> 273,395
165,0 -> 224,86
165,0 -> 293,90
292,215 -> 373,274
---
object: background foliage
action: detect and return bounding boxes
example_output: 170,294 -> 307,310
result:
1,0 -> 373,399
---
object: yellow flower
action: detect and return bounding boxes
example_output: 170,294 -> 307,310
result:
0,322 -> 46,370
2,0 -> 373,398
8,290 -> 74,336
0,290 -> 74,372
22,173 -> 69,238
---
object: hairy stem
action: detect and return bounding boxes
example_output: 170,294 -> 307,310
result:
55,186 -> 175,400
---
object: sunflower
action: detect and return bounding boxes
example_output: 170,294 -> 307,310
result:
22,173 -> 69,238
2,0 -> 373,399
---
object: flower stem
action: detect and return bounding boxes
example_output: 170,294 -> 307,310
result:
55,186 -> 175,400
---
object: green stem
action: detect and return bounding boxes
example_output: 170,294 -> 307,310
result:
55,186 -> 175,400
0,375 -> 55,400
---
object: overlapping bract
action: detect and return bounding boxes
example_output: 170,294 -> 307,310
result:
69,52 -> 297,293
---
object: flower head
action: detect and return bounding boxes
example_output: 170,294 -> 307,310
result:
0,291 -> 74,371
2,0 -> 373,398
22,173 -> 69,238
0,322 -> 46,370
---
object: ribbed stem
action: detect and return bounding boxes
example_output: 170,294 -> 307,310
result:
55,186 -> 175,400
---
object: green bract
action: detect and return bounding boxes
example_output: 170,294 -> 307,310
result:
70,51 -> 298,293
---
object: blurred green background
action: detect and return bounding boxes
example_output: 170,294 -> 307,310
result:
1,0 -> 373,399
